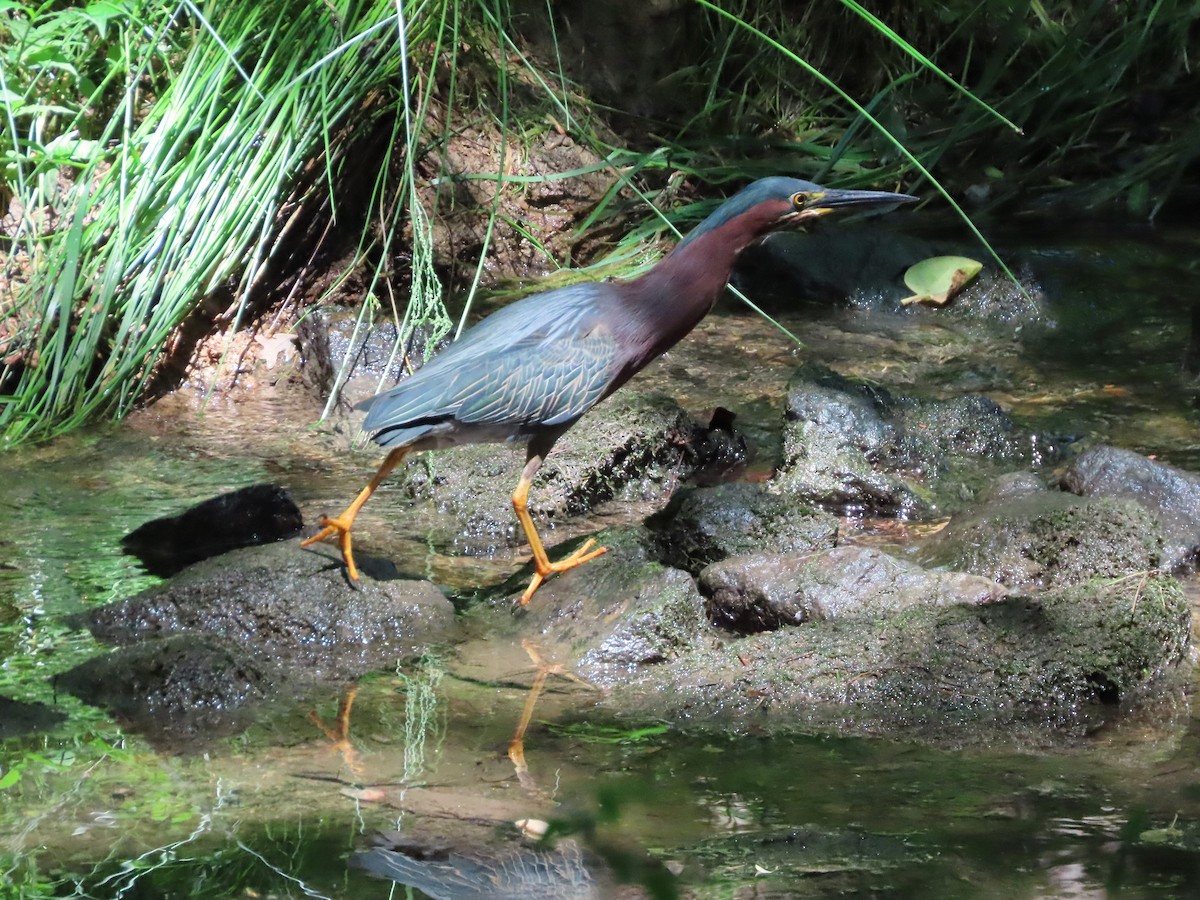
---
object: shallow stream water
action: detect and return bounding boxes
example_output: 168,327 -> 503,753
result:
3,226 -> 1200,898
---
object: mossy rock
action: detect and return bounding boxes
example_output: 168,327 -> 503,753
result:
920,491 -> 1162,589
650,481 -> 839,574
611,575 -> 1190,744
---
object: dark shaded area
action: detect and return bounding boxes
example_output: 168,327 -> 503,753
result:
0,694 -> 66,739
121,483 -> 303,576
518,2 -> 1200,218
54,635 -> 281,747
295,306 -> 442,412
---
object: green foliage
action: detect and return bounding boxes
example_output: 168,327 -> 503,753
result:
2,0 -> 1193,445
674,0 -> 1195,213
547,721 -> 670,744
1,0 -> 453,447
397,656 -> 446,785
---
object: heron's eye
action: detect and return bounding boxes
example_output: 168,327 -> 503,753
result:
791,191 -> 809,208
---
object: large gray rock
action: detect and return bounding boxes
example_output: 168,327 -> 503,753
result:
483,527 -> 712,687
63,541 -> 461,747
611,575 -> 1190,744
735,226 -> 1048,326
733,225 -> 932,306
773,370 -> 917,515
80,541 -> 460,681
772,367 -> 1028,516
919,486 -> 1163,589
700,546 -> 1007,632
1061,444 -> 1200,571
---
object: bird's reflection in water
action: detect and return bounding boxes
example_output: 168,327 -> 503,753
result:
508,639 -> 598,794
308,682 -> 362,779
352,833 -> 596,900
308,642 -> 596,794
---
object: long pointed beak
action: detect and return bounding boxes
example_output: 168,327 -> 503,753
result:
807,188 -> 919,215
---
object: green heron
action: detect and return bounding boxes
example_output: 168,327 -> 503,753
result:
304,177 -> 916,602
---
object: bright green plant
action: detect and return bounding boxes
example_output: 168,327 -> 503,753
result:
1,0 -> 454,447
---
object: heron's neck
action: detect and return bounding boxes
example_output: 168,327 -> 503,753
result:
621,212 -> 764,347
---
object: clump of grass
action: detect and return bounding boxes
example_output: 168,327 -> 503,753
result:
622,0 -> 1195,216
0,0 -> 453,447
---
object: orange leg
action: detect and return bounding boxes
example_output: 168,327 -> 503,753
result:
309,683 -> 362,778
507,640 -> 595,791
512,452 -> 607,605
507,649 -> 550,791
301,446 -> 411,580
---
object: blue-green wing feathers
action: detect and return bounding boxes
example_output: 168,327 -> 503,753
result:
359,283 -> 624,446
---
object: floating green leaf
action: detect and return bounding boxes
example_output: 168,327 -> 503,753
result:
901,255 -> 983,306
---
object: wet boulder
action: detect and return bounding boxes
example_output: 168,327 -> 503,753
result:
649,481 -> 838,574
771,367 -> 1028,516
79,540 -> 460,682
611,574 -> 1190,744
700,546 -> 1007,633
484,527 -> 712,686
572,564 -> 706,684
1061,444 -> 1200,571
920,483 -> 1163,589
63,541 -> 460,747
772,369 -> 917,515
403,392 -> 741,554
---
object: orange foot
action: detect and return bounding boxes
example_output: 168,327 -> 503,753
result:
309,684 -> 362,778
300,515 -> 360,581
520,539 -> 608,605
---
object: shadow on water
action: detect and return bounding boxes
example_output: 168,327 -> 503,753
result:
3,227 -> 1200,897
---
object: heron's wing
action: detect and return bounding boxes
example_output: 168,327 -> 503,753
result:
451,324 -> 617,426
360,284 -> 624,435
